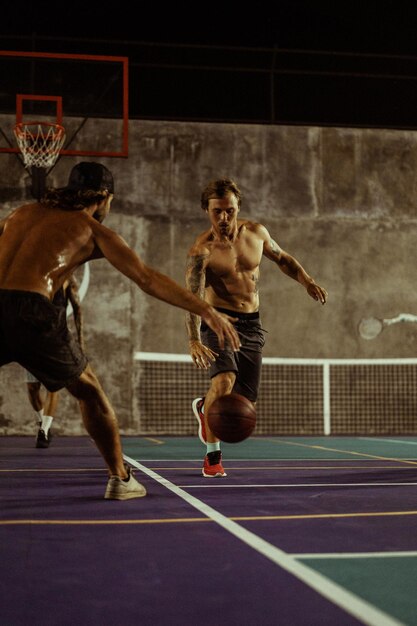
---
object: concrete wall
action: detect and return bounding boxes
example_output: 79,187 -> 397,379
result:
1,119 -> 417,434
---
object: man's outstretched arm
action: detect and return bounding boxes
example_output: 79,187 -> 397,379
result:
92,222 -> 240,351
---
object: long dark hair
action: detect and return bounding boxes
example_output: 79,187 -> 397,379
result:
42,187 -> 109,211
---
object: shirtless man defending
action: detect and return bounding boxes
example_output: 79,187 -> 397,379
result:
0,162 -> 240,499
185,178 -> 327,477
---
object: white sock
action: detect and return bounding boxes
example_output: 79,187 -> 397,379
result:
207,442 -> 221,454
41,415 -> 53,434
36,409 -> 44,425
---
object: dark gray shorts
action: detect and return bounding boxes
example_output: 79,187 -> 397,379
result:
0,289 -> 88,392
201,307 -> 266,402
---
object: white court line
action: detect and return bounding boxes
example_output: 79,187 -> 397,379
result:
360,437 -> 417,447
178,482 -> 417,489
294,551 -> 417,559
124,454 -> 404,626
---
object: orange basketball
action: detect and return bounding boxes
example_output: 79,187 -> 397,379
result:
207,393 -> 256,443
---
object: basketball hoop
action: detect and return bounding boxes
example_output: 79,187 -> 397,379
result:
14,121 -> 66,169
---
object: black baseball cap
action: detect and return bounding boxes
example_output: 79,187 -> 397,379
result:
66,162 -> 114,194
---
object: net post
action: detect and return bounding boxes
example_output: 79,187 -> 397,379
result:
30,166 -> 47,201
322,362 -> 331,435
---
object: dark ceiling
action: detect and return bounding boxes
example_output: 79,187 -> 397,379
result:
2,1 -> 417,129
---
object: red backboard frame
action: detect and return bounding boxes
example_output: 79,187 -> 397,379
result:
0,50 -> 129,158
16,94 -> 64,126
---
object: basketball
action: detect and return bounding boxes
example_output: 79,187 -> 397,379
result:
207,393 -> 256,443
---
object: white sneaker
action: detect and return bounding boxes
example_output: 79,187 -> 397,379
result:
104,466 -> 147,500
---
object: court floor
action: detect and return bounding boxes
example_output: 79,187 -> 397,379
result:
0,435 -> 416,625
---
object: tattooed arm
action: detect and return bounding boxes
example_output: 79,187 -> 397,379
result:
185,245 -> 221,369
260,224 -> 328,304
185,251 -> 208,343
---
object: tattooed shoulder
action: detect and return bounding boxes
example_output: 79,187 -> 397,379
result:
269,238 -> 282,254
186,252 -> 209,272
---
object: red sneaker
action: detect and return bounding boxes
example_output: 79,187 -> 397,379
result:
192,397 -> 207,444
203,451 -> 227,477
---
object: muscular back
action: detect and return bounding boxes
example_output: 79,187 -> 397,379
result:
0,203 -> 98,299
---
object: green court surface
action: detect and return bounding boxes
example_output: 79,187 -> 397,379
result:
122,435 -> 417,461
300,556 -> 417,625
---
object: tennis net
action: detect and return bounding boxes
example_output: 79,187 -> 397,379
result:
133,353 -> 417,436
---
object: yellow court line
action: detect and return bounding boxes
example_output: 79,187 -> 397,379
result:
0,517 -> 210,525
147,465 -> 415,471
232,510 -> 417,521
2,510 -> 417,525
265,438 -> 417,466
0,468 -> 105,473
144,438 -> 165,445
1,464 -> 415,473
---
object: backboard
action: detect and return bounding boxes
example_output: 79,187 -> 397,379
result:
0,50 -> 129,160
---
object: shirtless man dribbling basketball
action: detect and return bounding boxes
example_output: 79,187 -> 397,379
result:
0,162 -> 240,499
185,178 -> 328,477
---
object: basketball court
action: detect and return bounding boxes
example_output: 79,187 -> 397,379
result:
0,43 -> 417,626
0,435 -> 416,625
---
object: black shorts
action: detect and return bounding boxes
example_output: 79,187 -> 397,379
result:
201,307 -> 266,402
0,289 -> 88,392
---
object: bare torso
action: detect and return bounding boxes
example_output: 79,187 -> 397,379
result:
0,203 -> 99,299
199,220 -> 265,313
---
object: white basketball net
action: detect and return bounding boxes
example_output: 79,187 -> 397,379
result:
14,122 -> 66,168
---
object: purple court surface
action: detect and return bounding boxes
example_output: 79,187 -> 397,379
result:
1,435 -> 416,625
